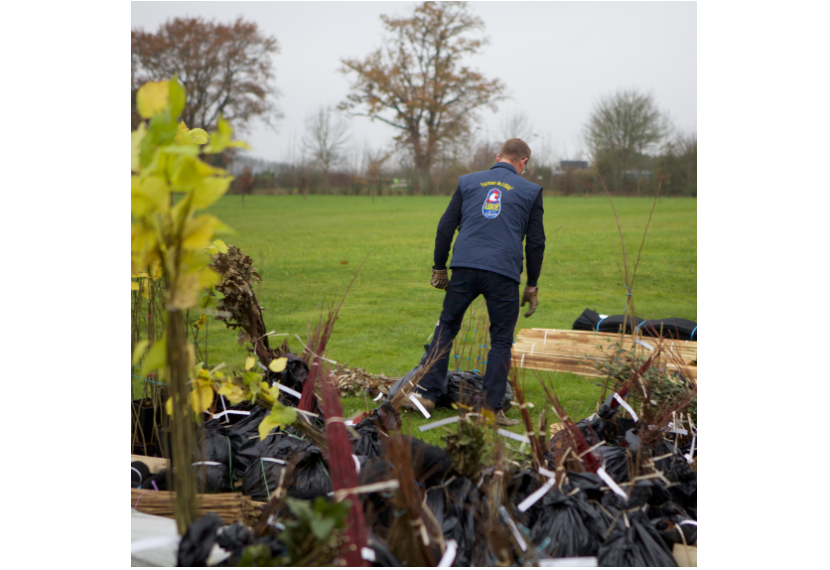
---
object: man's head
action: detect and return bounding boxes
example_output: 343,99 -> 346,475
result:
496,138 -> 531,174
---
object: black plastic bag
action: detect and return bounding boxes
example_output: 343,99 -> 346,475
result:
241,434 -> 332,502
213,523 -> 255,567
597,508 -> 677,567
598,446 -> 630,484
195,426 -> 232,466
437,370 -> 514,412
425,477 -> 481,566
650,440 -> 696,519
366,533 -> 401,567
177,513 -> 223,567
529,486 -> 609,558
141,469 -> 168,491
222,406 -> 269,480
132,461 -> 150,488
192,461 -> 231,493
649,498 -> 697,548
352,404 -> 401,460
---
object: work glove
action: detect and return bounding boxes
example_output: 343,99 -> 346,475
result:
521,286 -> 539,317
431,268 -> 449,290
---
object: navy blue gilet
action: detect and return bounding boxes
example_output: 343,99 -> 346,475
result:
449,162 -> 542,283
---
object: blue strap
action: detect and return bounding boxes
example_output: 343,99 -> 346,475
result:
132,374 -> 165,386
636,320 -> 647,333
690,326 -> 697,340
596,317 -> 608,331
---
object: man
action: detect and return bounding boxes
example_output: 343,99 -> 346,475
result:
402,139 -> 545,426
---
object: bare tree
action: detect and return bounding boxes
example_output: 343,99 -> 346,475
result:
584,90 -> 671,192
301,106 -> 351,191
340,2 -> 506,193
366,148 -> 393,201
132,17 -> 283,132
498,111 -> 533,143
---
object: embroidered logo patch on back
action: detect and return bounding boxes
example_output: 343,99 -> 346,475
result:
482,188 -> 501,219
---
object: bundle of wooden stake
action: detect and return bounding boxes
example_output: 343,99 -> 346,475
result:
512,328 -> 697,382
131,488 -> 266,526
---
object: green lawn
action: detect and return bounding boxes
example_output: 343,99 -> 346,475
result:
149,194 -> 696,444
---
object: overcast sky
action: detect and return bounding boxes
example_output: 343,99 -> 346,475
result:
131,1 -> 696,164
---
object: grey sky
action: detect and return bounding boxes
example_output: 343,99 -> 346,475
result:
131,1 -> 696,164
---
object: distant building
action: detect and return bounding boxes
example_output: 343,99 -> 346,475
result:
559,160 -> 589,171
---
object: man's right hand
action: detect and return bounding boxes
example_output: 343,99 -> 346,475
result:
431,268 -> 449,290
521,286 -> 539,317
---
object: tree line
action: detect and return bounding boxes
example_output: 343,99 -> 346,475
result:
132,2 -> 696,198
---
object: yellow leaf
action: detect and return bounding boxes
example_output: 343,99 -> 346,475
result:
258,415 -> 277,440
245,356 -> 256,371
218,381 -> 247,405
131,175 -> 170,217
171,156 -> 225,192
190,383 -> 214,415
195,314 -> 207,330
140,334 -> 167,377
132,123 -> 146,172
175,122 -> 209,145
132,340 -> 150,366
131,281 -> 140,291
212,239 -> 229,254
269,357 -> 288,373
190,175 -> 233,209
181,215 -> 220,250
204,116 -> 251,153
166,397 -> 174,417
136,80 -> 170,119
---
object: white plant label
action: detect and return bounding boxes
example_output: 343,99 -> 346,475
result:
596,466 -> 627,498
518,476 -> 556,512
277,383 -> 302,399
408,393 -> 431,418
437,539 -> 458,567
613,393 -> 639,422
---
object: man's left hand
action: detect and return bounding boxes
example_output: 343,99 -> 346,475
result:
521,286 -> 538,317
431,268 -> 449,289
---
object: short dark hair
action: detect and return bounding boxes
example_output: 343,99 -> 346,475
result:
499,138 -> 531,162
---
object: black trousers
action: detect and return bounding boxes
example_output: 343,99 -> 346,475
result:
418,267 -> 520,411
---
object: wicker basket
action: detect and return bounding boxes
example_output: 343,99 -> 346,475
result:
131,488 -> 266,526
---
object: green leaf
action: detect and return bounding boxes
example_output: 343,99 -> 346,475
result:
148,110 -> 179,146
309,517 -> 335,541
131,123 -> 146,173
132,340 -> 150,366
140,333 -> 167,376
286,497 -> 315,521
269,402 -> 297,428
168,76 -> 186,120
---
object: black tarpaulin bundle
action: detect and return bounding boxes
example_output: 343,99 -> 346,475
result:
573,308 -> 697,341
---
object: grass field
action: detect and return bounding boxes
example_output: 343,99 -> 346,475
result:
138,194 -> 696,444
